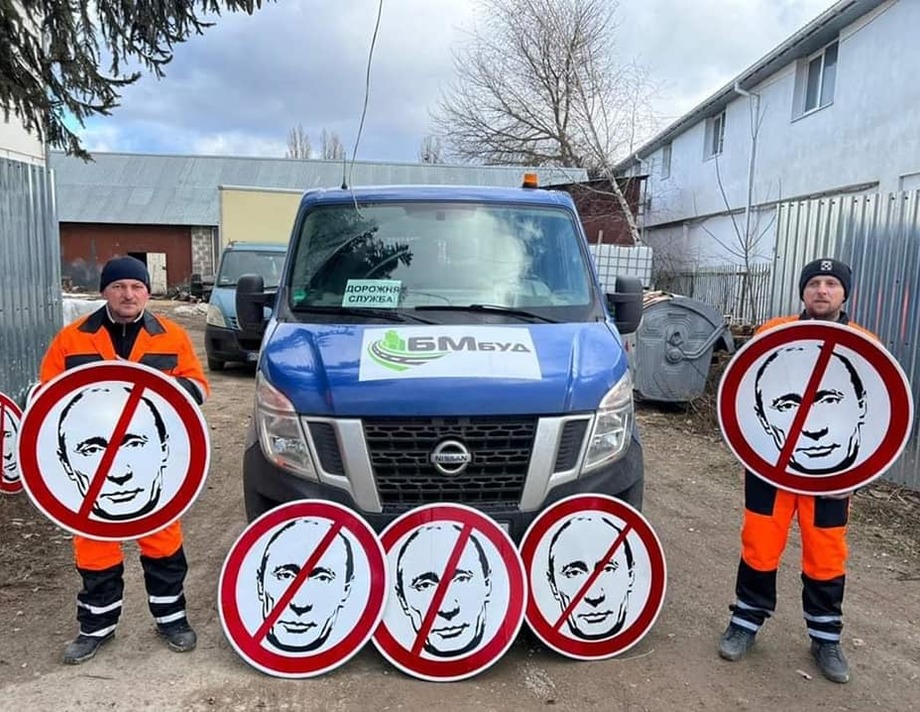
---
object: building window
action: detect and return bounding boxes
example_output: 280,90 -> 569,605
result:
705,112 -> 725,159
795,40 -> 838,117
661,142 -> 672,179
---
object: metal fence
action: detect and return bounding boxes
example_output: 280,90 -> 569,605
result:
654,263 -> 773,326
772,190 -> 920,490
0,157 -> 62,406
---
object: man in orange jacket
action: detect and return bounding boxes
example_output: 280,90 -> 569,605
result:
40,256 -> 210,665
718,257 -> 872,684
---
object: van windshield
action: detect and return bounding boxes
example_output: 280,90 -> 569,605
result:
287,202 -> 596,321
217,250 -> 286,289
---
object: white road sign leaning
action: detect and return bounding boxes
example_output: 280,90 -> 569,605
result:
1,391 -> 24,495
718,321 -> 914,495
519,494 -> 667,661
218,500 -> 388,678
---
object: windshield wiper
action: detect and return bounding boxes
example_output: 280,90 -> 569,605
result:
414,304 -> 558,323
290,304 -> 438,324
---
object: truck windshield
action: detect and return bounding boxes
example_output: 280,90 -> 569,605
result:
217,250 -> 286,289
287,202 -> 596,320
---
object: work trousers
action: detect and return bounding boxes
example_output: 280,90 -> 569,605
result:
730,472 -> 849,643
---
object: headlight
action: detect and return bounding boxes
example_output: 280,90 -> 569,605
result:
255,373 -> 317,480
582,371 -> 634,472
206,304 -> 226,328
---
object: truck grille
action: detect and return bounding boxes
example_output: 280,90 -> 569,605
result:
363,416 -> 536,511
226,315 -> 240,330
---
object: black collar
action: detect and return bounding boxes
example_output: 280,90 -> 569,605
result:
79,305 -> 167,335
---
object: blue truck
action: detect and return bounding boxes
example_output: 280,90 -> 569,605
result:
204,241 -> 287,370
236,182 -> 644,541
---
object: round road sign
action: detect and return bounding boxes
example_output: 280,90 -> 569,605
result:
1,392 -> 24,495
519,494 -> 667,660
718,321 -> 913,495
372,503 -> 527,682
219,500 -> 388,678
17,361 -> 210,539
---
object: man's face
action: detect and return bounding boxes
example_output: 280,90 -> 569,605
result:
2,414 -> 19,484
548,517 -> 634,640
396,525 -> 492,657
258,520 -> 353,653
58,388 -> 167,520
756,347 -> 866,473
803,275 -> 845,320
103,278 -> 149,322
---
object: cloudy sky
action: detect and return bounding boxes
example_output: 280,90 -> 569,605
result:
78,0 -> 835,162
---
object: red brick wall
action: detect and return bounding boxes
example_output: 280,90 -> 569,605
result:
60,223 -> 193,291
549,178 -> 645,246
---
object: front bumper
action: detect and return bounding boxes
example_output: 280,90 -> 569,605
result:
204,323 -> 260,364
242,420 -> 644,543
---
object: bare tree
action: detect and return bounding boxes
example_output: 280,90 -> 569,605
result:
692,94 -> 779,322
321,129 -> 345,161
432,0 -> 657,242
0,1 -> 271,160
286,124 -> 312,159
419,135 -> 444,164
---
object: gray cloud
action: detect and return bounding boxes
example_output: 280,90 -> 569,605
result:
78,0 -> 836,160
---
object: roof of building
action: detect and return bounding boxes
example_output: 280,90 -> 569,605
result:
615,0 -> 887,171
50,151 -> 589,226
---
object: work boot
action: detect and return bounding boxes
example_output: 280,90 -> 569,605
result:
718,624 -> 756,661
810,640 -> 850,683
62,632 -> 115,665
157,620 -> 197,652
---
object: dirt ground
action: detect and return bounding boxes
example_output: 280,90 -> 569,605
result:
1,303 -> 918,712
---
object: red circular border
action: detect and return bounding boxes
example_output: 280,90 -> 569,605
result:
0,393 -> 24,495
17,362 -> 209,539
218,500 -> 388,678
372,503 -> 527,682
718,321 -> 913,494
519,494 -> 667,660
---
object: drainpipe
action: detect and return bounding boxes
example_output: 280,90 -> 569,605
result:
733,81 -> 761,323
733,82 -> 761,261
633,153 -> 650,244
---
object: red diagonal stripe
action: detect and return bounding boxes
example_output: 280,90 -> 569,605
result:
77,385 -> 145,520
771,338 -> 835,477
552,523 -> 632,632
252,521 -> 344,645
411,523 -> 473,656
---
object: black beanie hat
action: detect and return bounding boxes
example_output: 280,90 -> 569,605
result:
99,256 -> 150,292
799,257 -> 851,302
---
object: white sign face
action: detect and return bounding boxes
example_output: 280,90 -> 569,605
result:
342,280 -> 402,308
358,327 -> 542,381
735,340 -> 887,474
229,518 -> 376,656
32,383 -> 192,521
382,524 -> 510,658
530,520 -> 653,636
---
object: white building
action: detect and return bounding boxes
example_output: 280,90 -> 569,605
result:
1,108 -> 45,165
618,0 -> 920,270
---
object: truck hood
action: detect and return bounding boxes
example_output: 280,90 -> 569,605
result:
261,322 -> 628,416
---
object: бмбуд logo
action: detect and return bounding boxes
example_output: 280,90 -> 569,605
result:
368,330 -> 446,372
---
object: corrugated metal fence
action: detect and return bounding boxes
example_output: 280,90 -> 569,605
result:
0,157 -> 62,405
772,190 -> 920,490
655,263 -> 773,325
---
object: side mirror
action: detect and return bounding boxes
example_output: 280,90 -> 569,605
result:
606,276 -> 644,336
236,273 -> 270,336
